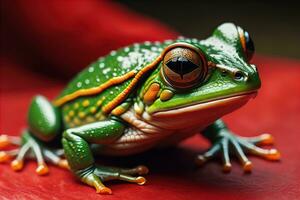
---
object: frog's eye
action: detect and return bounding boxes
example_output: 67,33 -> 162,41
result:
239,28 -> 255,61
162,47 -> 206,89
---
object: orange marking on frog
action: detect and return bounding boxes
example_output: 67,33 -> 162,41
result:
53,70 -> 136,107
143,83 -> 161,105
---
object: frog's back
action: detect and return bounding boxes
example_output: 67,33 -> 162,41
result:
54,41 -> 169,128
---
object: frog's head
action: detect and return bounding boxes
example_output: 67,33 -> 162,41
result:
139,23 -> 261,130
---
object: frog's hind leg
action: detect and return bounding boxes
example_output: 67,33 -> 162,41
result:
0,95 -> 68,174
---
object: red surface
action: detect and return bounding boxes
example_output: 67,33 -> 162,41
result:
1,1 -> 300,199
1,56 -> 300,200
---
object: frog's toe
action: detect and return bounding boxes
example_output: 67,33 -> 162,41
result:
195,143 -> 221,165
238,137 -> 281,161
239,133 -> 274,146
114,174 -> 146,185
0,134 -> 20,149
110,165 -> 149,175
43,148 -> 70,170
7,139 -> 50,175
230,138 -> 253,173
94,165 -> 148,185
196,140 -> 234,173
82,172 -> 112,194
0,149 -> 19,163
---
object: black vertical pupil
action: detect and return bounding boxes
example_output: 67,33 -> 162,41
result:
244,31 -> 255,61
166,57 -> 200,79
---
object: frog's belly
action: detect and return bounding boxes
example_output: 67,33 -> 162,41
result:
98,126 -> 202,156
98,127 -> 169,156
98,107 -> 210,156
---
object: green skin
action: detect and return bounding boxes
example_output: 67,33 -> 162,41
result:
3,23 -> 280,194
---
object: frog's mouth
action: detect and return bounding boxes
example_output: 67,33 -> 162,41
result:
145,91 -> 257,130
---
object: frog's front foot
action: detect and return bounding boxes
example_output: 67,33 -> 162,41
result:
0,132 -> 69,175
78,165 -> 149,194
196,131 -> 280,173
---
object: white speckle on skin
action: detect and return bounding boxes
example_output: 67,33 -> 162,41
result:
124,47 -> 130,52
192,38 -> 198,43
110,50 -> 117,56
151,46 -> 158,51
110,91 -> 114,94
103,68 -> 111,74
121,59 -> 131,68
133,43 -> 139,48
144,41 -> 151,46
88,67 -> 94,72
112,72 -> 117,76
99,63 -> 105,68
77,82 -> 82,88
96,78 -> 100,82
117,56 -> 123,62
164,39 -> 173,44
154,41 -> 161,45
178,36 -> 185,39
118,48 -> 159,69
85,79 -> 90,84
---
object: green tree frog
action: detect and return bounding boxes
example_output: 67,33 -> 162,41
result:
0,23 -> 280,194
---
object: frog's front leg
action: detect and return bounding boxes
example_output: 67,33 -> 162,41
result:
196,119 -> 280,172
62,118 -> 148,194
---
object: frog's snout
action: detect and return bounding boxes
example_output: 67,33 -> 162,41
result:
245,65 -> 261,91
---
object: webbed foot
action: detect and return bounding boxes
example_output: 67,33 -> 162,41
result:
196,132 -> 280,173
0,132 -> 69,175
78,165 -> 149,194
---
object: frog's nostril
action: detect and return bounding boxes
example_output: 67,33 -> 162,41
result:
234,71 -> 244,80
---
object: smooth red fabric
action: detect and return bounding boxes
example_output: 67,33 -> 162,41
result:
1,0 -> 177,77
1,1 -> 300,199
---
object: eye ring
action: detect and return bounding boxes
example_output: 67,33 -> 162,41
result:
161,43 -> 208,89
238,27 -> 255,61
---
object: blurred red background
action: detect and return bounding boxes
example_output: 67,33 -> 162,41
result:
1,1 -> 300,199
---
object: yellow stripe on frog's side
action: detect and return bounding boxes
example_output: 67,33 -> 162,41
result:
102,54 -> 164,114
53,70 -> 137,107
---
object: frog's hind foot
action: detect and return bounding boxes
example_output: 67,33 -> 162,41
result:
79,165 -> 149,194
196,132 -> 280,173
0,134 -> 20,162
0,133 -> 69,175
